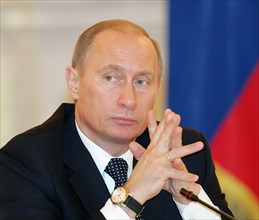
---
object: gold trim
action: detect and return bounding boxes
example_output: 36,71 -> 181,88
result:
215,163 -> 259,219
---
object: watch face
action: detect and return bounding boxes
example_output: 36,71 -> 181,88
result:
111,187 -> 128,204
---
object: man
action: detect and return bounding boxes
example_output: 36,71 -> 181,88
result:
0,19 -> 233,220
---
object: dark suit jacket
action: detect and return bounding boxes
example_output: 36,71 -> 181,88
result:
0,103 -> 232,220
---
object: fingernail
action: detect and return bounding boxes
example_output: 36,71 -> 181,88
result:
195,142 -> 203,148
194,175 -> 199,181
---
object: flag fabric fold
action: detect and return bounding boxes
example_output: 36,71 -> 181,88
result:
168,1 -> 259,219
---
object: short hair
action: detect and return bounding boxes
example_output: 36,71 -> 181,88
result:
72,19 -> 163,77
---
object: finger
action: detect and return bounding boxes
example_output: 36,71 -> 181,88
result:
170,125 -> 182,150
166,168 -> 199,182
129,141 -> 146,160
150,109 -> 173,145
165,153 -> 186,170
147,110 -> 157,138
167,141 -> 204,161
151,112 -> 183,154
172,158 -> 187,172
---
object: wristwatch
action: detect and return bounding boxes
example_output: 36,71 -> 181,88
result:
111,186 -> 144,216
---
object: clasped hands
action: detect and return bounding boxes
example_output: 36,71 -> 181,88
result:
124,109 -> 204,206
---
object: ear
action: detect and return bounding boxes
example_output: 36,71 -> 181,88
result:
66,66 -> 80,100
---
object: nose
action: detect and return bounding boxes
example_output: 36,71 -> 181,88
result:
118,83 -> 137,110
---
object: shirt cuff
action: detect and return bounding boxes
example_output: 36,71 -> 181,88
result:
100,198 -> 133,220
174,186 -> 221,220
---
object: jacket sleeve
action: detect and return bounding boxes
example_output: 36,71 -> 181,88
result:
0,138 -> 61,219
0,136 -> 106,220
182,128 -> 234,219
199,132 -> 234,219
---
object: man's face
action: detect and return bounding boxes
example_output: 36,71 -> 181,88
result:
73,30 -> 161,149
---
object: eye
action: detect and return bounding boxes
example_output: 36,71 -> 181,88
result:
136,79 -> 148,86
104,75 -> 116,81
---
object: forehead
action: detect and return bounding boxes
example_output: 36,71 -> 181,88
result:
89,30 -> 158,63
82,29 -> 160,82
97,29 -> 150,46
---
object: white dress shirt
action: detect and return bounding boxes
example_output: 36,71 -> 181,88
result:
76,122 -> 221,220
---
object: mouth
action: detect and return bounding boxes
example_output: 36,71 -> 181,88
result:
111,116 -> 137,126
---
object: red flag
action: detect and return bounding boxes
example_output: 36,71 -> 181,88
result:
212,63 -> 259,219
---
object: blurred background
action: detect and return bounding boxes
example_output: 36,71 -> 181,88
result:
1,0 -> 258,219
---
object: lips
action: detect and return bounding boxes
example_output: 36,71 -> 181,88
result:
112,116 -> 137,125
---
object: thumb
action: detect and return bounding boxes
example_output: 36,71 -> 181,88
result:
129,141 -> 146,160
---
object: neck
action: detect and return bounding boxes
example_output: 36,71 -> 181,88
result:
76,124 -> 131,158
100,143 -> 130,157
87,134 -> 131,157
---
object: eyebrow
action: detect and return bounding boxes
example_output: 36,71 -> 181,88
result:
99,64 -> 155,79
99,64 -> 126,74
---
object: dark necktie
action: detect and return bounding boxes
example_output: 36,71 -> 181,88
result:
104,158 -> 128,188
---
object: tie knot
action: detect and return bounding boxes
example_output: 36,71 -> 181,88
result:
104,158 -> 128,188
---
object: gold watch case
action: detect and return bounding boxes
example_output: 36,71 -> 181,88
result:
111,186 -> 128,204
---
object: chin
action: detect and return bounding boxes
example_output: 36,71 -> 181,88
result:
110,130 -> 139,143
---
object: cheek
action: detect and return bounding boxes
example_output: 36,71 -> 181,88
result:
138,92 -> 156,107
78,82 -> 100,110
88,87 -> 117,112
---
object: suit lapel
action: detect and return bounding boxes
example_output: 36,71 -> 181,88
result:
62,115 -> 110,215
60,106 -> 166,217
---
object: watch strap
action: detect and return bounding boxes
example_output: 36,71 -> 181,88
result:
124,194 -> 144,216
